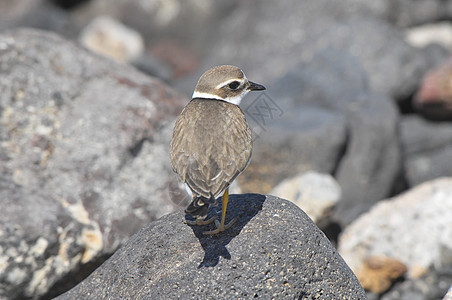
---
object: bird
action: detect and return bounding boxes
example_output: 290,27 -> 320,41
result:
169,65 -> 265,234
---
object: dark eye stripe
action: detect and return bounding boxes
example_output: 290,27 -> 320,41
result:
228,81 -> 240,90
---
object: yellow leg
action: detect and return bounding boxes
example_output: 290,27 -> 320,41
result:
219,188 -> 229,231
204,188 -> 236,235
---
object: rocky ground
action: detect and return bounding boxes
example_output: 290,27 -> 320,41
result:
1,0 -> 452,299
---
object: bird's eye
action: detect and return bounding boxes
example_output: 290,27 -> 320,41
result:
228,81 -> 240,90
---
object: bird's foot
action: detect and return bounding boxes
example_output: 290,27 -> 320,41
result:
185,216 -> 217,226
203,218 -> 236,235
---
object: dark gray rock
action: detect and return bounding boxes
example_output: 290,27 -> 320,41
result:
172,0 -> 451,226
0,0 -> 76,38
413,56 -> 452,121
261,48 -> 369,112
334,93 -> 400,224
0,29 -> 187,299
132,52 -> 173,82
383,0 -> 452,27
400,115 -> 452,187
401,116 -> 452,155
243,102 -> 347,192
56,194 -> 366,300
72,0 -> 238,51
339,0 -> 452,27
250,50 -> 400,225
305,17 -> 439,101
379,267 -> 452,300
236,51 -> 351,192
182,0 -> 447,101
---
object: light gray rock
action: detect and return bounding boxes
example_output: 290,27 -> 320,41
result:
56,194 -> 366,300
405,22 -> 452,49
270,171 -> 341,224
444,285 -> 452,300
0,29 -> 187,299
338,177 -> 452,279
79,15 -> 145,62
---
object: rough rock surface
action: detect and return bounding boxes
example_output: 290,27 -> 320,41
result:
338,178 -> 452,279
0,29 -> 186,299
56,194 -> 366,300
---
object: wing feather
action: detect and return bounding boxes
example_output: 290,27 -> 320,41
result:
169,99 -> 252,199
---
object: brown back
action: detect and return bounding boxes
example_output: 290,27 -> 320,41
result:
170,99 -> 252,198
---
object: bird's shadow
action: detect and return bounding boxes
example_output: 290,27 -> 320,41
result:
185,193 -> 266,268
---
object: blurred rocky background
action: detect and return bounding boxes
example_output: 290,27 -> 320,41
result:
1,0 -> 452,299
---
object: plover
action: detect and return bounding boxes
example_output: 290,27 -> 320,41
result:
170,65 -> 265,234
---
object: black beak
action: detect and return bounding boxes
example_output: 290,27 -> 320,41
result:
248,81 -> 266,91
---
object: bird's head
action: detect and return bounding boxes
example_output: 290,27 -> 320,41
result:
192,65 -> 265,105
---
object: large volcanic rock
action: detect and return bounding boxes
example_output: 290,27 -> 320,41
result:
56,194 -> 366,299
0,29 -> 187,299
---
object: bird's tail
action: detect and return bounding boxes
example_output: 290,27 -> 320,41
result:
185,195 -> 216,219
